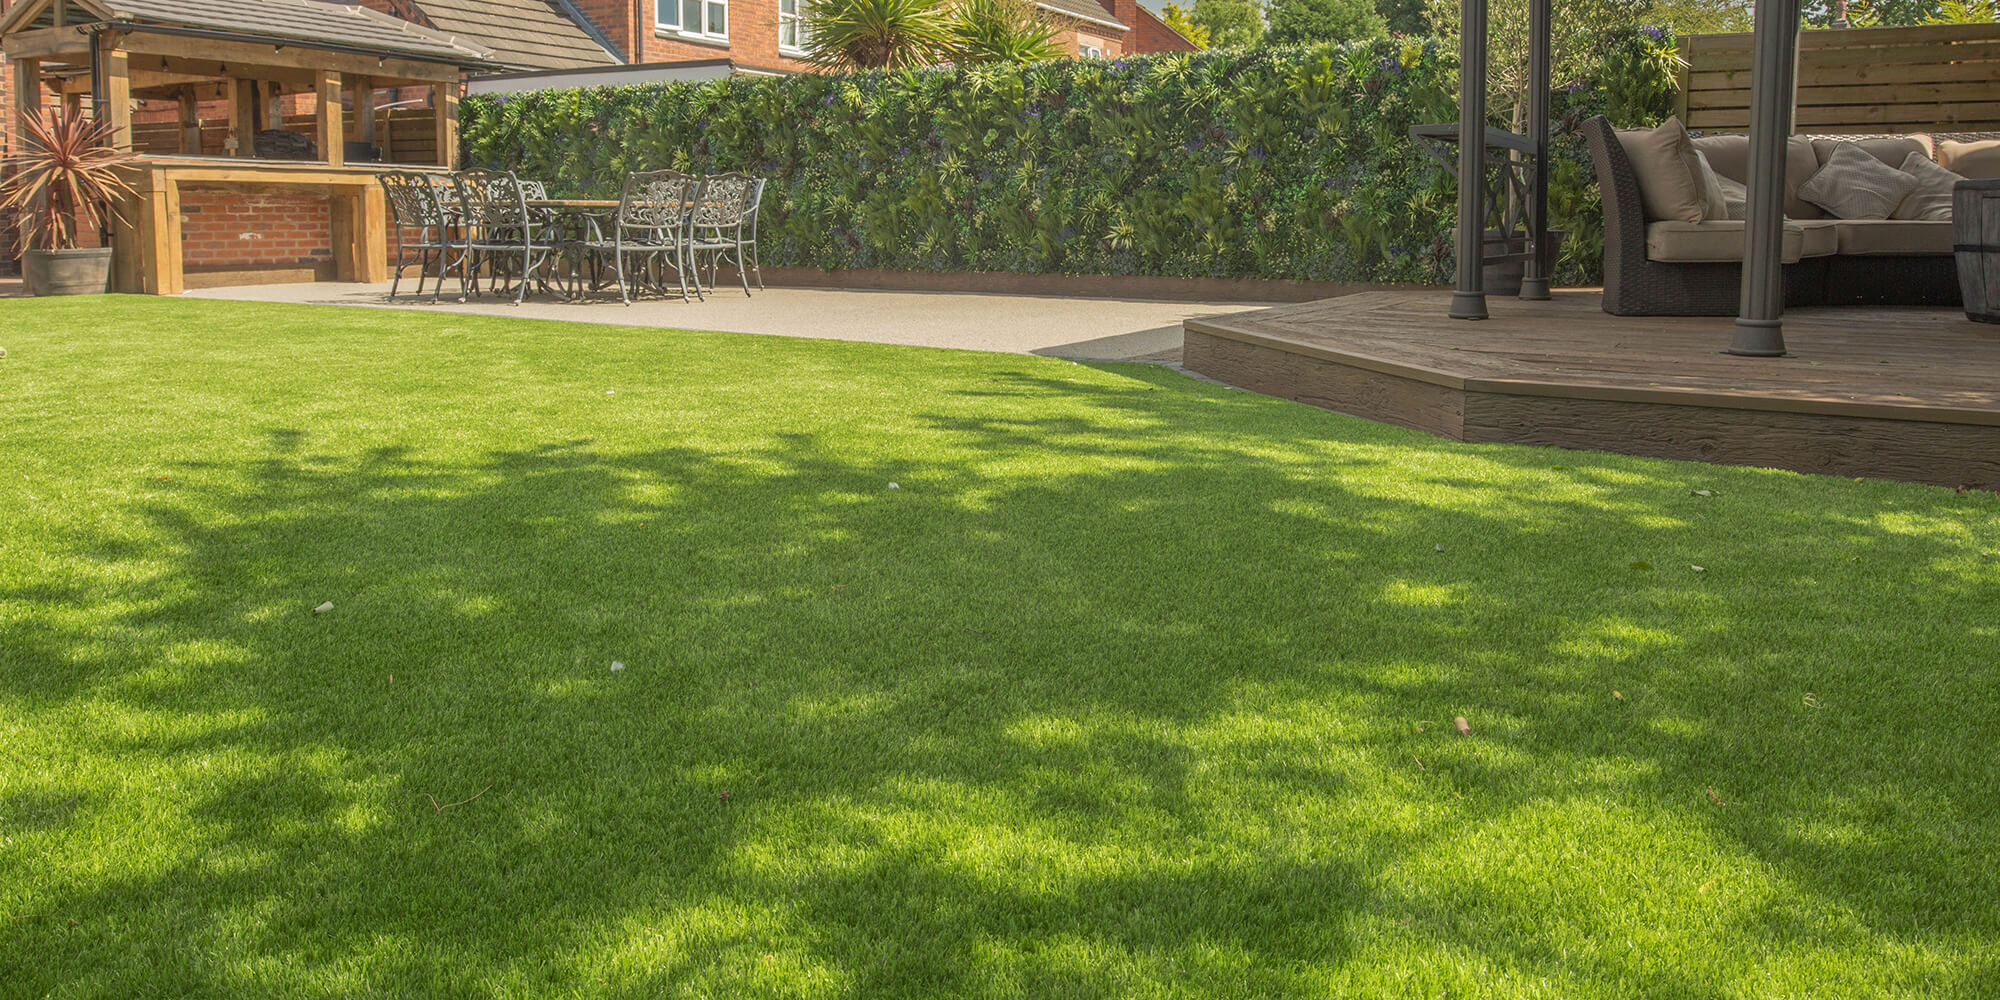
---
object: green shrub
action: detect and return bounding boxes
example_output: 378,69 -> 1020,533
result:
461,34 -> 1677,286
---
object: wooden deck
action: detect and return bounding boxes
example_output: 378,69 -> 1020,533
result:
1182,290 -> 2000,490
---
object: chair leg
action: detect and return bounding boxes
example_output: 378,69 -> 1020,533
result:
735,242 -> 750,296
615,245 -> 631,306
749,240 -> 763,290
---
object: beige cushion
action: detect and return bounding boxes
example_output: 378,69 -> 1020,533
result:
1800,142 -> 1918,219
1938,139 -> 2000,179
1646,220 -> 1805,263
1812,135 -> 1933,169
1713,172 -> 1747,221
1691,133 -> 1827,219
1618,117 -> 1708,223
1694,151 -> 1729,221
1832,219 -> 1955,255
1892,151 -> 1962,221
1792,219 -> 1842,258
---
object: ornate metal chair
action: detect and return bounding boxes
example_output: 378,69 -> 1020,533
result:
579,169 -> 703,305
688,172 -> 759,296
380,171 -> 453,301
450,170 -> 560,305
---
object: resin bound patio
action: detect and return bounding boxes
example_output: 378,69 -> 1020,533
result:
1183,290 -> 2000,491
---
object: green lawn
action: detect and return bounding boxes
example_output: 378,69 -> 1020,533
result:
2,296 -> 1996,999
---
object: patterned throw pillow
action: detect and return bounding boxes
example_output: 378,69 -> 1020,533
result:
1799,143 -> 1919,220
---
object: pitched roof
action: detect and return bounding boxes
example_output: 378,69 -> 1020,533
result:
402,0 -> 619,71
0,0 -> 497,63
1035,0 -> 1126,30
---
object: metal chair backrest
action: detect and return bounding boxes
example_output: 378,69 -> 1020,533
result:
518,179 -> 549,201
617,169 -> 699,231
381,171 -> 447,228
744,178 -> 766,234
453,170 -> 532,230
693,172 -> 755,229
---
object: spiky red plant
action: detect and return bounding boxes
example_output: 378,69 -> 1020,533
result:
1,111 -> 138,252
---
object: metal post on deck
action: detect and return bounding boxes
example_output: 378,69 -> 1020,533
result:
1451,0 -> 1489,320
1519,0 -> 1552,300
1730,0 -> 1801,357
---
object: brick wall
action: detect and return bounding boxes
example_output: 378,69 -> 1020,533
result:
1100,0 -> 1199,54
571,0 -> 816,72
178,191 -> 335,269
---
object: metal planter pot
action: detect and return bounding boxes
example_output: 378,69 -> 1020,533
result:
23,247 -> 114,296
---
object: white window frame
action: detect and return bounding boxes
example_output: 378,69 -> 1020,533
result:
1079,43 -> 1102,59
778,0 -> 808,55
658,0 -> 728,40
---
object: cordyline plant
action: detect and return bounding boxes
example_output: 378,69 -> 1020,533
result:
0,111 -> 137,252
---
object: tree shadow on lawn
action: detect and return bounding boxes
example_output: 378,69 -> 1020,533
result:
3,361 -> 1998,997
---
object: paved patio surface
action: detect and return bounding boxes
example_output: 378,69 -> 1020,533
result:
176,280 -> 1271,362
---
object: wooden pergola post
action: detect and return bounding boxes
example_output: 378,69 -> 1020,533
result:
351,76 -> 376,147
316,69 -> 343,166
11,57 -> 39,133
432,80 -> 456,168
176,84 -> 199,154
98,34 -> 130,149
227,78 -> 256,155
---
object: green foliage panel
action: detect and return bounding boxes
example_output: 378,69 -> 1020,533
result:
462,35 -> 1677,286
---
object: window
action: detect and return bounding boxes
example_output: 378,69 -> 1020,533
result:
1079,43 -> 1102,59
779,0 -> 808,53
659,0 -> 727,38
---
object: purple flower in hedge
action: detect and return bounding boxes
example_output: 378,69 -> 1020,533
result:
1639,24 -> 1664,40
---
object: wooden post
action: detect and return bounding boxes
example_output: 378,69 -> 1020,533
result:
353,77 -> 376,148
227,79 -> 257,155
265,81 -> 282,132
358,181 -> 386,282
1731,0 -> 1800,357
432,81 -> 457,168
12,58 -> 40,135
316,70 -> 343,166
100,40 -> 131,150
177,85 -> 200,155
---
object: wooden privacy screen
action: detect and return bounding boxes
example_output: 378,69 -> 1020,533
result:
1678,23 -> 2000,134
130,108 -> 442,164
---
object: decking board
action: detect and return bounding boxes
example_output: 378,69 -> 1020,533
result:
1181,290 -> 2000,489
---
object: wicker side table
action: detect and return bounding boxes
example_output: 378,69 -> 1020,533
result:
1954,178 -> 2000,322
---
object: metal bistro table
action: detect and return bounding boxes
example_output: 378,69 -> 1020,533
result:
527,197 -> 707,301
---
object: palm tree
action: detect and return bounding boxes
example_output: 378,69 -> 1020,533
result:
800,0 -> 957,68
949,0 -> 1066,63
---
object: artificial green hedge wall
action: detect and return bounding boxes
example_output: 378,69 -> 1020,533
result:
461,34 -> 1675,286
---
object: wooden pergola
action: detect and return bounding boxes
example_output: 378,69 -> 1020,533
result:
2,0 -> 494,293
1450,0 -> 1803,355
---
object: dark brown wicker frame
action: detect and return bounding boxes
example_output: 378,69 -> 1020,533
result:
1580,116 -> 1959,317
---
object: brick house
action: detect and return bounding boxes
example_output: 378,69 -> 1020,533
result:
450,0 -> 1196,79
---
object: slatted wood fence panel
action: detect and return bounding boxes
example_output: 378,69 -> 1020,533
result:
1678,23 -> 2000,133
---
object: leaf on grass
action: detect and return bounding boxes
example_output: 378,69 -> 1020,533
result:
1706,785 -> 1725,806
1629,561 -> 1653,571
610,661 -> 625,672
1453,716 -> 1471,737
888,482 -> 899,489
1612,690 -> 1624,701
1803,692 -> 1821,709
1698,879 -> 1716,894
1690,565 -> 1706,573
312,601 -> 334,615
1433,544 -> 1444,552
1691,489 -> 1716,497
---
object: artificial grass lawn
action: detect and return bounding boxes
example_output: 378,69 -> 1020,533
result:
1,295 -> 1997,999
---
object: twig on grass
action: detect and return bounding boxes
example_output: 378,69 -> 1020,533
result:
421,784 -> 493,814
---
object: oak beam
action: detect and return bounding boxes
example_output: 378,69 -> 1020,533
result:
2,28 -> 90,61
431,81 -> 456,168
114,33 -> 462,84
176,84 -> 199,154
227,78 -> 256,155
99,37 -> 131,149
316,69 -> 342,166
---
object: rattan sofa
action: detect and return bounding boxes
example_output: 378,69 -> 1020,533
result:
1580,115 -> 1991,316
